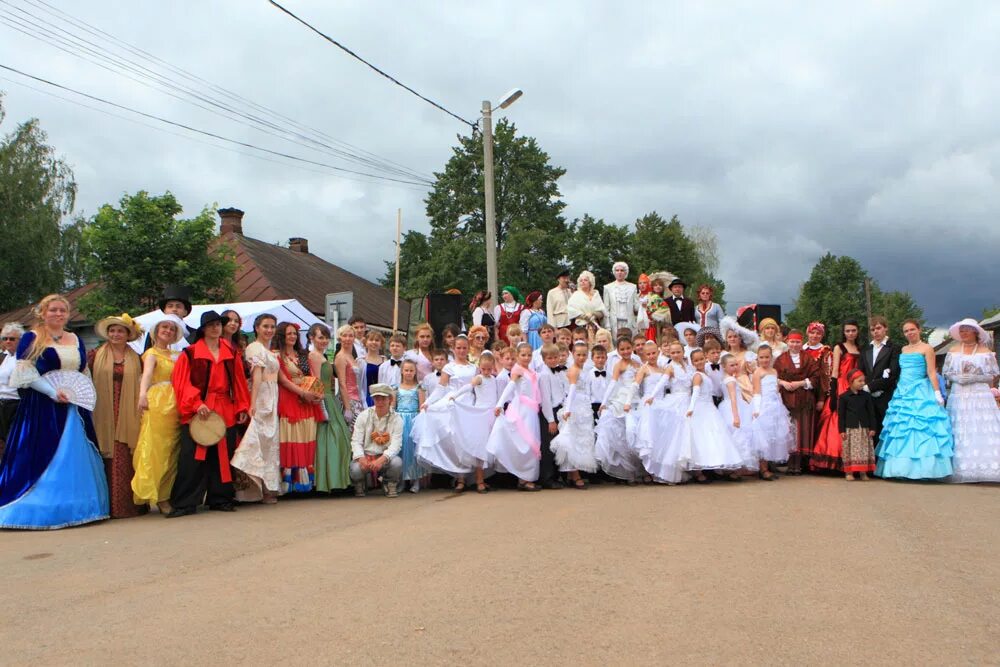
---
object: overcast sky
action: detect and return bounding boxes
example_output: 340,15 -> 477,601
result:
1,1 -> 997,327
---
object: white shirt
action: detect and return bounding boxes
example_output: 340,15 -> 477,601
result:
353,340 -> 366,360
546,286 -> 573,327
403,349 -> 434,382
420,370 -> 443,396
377,356 -> 404,387
871,339 -> 886,361
787,353 -> 814,391
493,303 -> 531,330
350,407 -> 403,459
0,351 -> 19,401
589,365 -> 610,403
536,366 -> 557,422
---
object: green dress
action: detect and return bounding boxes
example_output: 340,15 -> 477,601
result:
314,360 -> 352,491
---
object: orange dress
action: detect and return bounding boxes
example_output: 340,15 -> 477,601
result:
277,353 -> 320,493
811,348 -> 859,472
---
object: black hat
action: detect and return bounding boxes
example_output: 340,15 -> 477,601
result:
668,278 -> 687,289
192,310 -> 224,341
556,269 -> 571,279
158,284 -> 192,315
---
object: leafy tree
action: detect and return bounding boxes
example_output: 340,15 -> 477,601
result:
787,253 -> 924,342
0,94 -> 77,311
982,306 -> 1000,320
628,212 -> 725,305
385,119 -> 567,297
77,191 -> 236,319
561,214 -> 632,286
59,217 -> 89,290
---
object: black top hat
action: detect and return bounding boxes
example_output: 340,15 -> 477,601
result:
556,269 -> 571,279
158,284 -> 192,314
192,310 -> 224,341
668,278 -> 687,289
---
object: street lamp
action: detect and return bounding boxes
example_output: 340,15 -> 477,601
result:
482,88 -> 522,302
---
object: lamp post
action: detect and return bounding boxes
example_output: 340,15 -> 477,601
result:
482,88 -> 523,302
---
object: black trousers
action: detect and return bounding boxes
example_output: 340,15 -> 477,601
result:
0,399 -> 19,457
872,392 -> 892,443
170,424 -> 238,510
538,405 -> 561,483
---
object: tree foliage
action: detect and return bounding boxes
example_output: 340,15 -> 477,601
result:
77,191 -> 235,319
0,94 -> 77,311
787,253 -> 925,342
562,214 -> 632,285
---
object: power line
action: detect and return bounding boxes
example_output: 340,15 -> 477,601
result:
0,0 -> 436,183
0,62 -> 432,186
267,0 -> 477,128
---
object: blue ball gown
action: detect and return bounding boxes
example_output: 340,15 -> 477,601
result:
0,332 -> 109,529
875,352 -> 954,480
526,310 -> 547,350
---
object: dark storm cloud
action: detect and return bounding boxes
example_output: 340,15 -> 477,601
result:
1,1 -> 996,326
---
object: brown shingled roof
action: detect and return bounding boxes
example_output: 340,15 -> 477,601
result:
219,231 -> 408,331
0,282 -> 99,329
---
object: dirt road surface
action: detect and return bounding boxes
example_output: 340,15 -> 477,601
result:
2,477 -> 997,665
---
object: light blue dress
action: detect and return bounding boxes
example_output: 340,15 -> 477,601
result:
876,353 -> 954,480
396,386 -> 423,481
526,310 -> 547,350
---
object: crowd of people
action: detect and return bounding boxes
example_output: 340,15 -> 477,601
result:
0,264 -> 997,530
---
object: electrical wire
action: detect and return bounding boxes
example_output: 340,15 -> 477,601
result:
0,62 -> 432,186
267,0 -> 477,128
0,0 -> 435,183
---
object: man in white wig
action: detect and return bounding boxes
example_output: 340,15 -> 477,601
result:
602,261 -> 639,339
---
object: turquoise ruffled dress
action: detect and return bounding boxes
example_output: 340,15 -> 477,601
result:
875,353 -> 954,480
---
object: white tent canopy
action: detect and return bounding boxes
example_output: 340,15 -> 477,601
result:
134,299 -> 323,347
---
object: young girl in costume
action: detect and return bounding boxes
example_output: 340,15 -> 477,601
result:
685,348 -> 746,479
751,344 -> 796,480
717,353 -> 757,472
396,360 -> 425,492
636,340 -> 689,484
487,343 -> 544,491
449,351 -> 502,493
838,368 -> 877,481
595,338 -> 644,482
551,341 -> 599,487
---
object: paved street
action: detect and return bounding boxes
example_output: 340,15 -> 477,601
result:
2,477 -> 997,665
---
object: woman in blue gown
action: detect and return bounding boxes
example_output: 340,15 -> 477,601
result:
875,319 -> 954,480
524,291 -> 547,351
0,294 -> 109,529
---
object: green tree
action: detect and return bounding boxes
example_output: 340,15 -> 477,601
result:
59,216 -> 89,290
787,253 -> 924,342
982,306 -> 999,320
561,214 -> 633,286
0,94 -> 77,311
629,212 -> 726,305
384,119 -> 568,297
77,191 -> 236,319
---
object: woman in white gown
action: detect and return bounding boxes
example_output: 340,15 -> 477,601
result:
415,335 -> 478,490
942,319 -> 1000,483
486,343 -> 544,490
751,344 -> 795,480
230,315 -> 281,503
551,342 -> 598,487
595,338 -> 644,482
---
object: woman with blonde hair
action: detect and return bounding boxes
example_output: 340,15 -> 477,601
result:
468,325 -> 489,364
0,294 -> 109,529
567,270 -> 607,333
334,324 -> 365,431
404,323 -> 435,381
89,313 -> 145,518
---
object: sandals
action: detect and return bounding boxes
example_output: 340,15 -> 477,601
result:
758,471 -> 777,481
726,473 -> 743,482
476,483 -> 490,494
518,482 -> 541,492
453,482 -> 466,494
569,478 -> 587,490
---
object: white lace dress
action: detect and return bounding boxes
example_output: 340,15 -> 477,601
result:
717,376 -> 757,469
636,364 -> 692,483
687,371 -> 746,470
551,370 -> 598,473
487,370 -> 543,481
751,374 -> 796,463
595,365 -> 643,480
943,351 -> 1000,483
451,375 -> 501,469
231,342 -> 281,499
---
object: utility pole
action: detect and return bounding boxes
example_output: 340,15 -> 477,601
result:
393,208 -> 402,333
864,278 -> 873,326
482,100 -> 498,302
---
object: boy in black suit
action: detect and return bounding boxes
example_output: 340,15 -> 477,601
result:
666,278 -> 696,324
858,315 -> 900,441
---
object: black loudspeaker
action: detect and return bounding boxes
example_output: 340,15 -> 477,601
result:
425,293 -> 464,346
736,304 -> 782,331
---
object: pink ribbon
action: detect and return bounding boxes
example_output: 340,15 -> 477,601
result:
503,366 -> 542,459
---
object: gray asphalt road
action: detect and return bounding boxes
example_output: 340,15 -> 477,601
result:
2,477 -> 997,665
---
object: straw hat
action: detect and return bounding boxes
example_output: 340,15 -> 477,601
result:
948,318 -> 990,345
95,313 -> 143,342
189,411 -> 226,446
147,313 -> 189,345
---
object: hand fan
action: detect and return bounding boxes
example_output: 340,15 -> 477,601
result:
45,370 -> 97,411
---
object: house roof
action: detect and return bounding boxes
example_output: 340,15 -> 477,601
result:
0,282 -> 99,329
0,223 -> 408,333
222,232 -> 408,330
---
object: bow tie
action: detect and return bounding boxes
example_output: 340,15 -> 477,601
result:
711,363 -> 720,371
594,370 -> 607,377
434,370 -> 441,376
675,298 -> 683,303
553,365 -> 567,372
390,359 -> 402,367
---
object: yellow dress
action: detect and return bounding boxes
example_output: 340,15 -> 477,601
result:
131,347 -> 180,504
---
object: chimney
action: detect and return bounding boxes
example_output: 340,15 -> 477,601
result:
218,207 -> 244,235
288,237 -> 309,253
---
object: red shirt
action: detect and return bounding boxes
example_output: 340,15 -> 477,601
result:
172,339 -> 250,426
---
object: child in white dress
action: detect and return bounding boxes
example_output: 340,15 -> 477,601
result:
551,342 -> 598,487
717,353 -> 757,471
595,338 -> 643,481
686,349 -> 746,478
449,352 -> 501,493
751,344 -> 796,480
638,341 -> 693,483
487,343 -> 545,491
